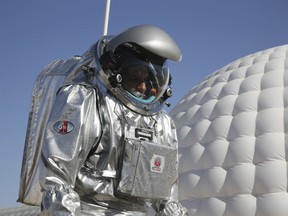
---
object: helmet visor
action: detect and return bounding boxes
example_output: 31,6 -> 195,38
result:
118,55 -> 169,104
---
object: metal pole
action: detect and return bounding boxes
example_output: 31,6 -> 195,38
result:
103,0 -> 111,36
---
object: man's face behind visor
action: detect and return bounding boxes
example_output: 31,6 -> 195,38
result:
121,65 -> 157,100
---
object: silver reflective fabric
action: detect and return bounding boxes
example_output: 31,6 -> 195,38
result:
18,56 -> 83,205
118,137 -> 178,199
19,41 -> 187,215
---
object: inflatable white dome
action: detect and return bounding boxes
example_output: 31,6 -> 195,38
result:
170,44 -> 288,216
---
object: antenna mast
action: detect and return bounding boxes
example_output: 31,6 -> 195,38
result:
103,0 -> 111,36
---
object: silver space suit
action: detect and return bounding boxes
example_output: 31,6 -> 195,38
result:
18,25 -> 188,215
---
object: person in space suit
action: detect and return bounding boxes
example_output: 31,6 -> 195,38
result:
33,25 -> 188,215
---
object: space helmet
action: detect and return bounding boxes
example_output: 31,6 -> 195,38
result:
95,25 -> 182,115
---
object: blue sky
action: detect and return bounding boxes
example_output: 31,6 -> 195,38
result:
1,0 -> 287,208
